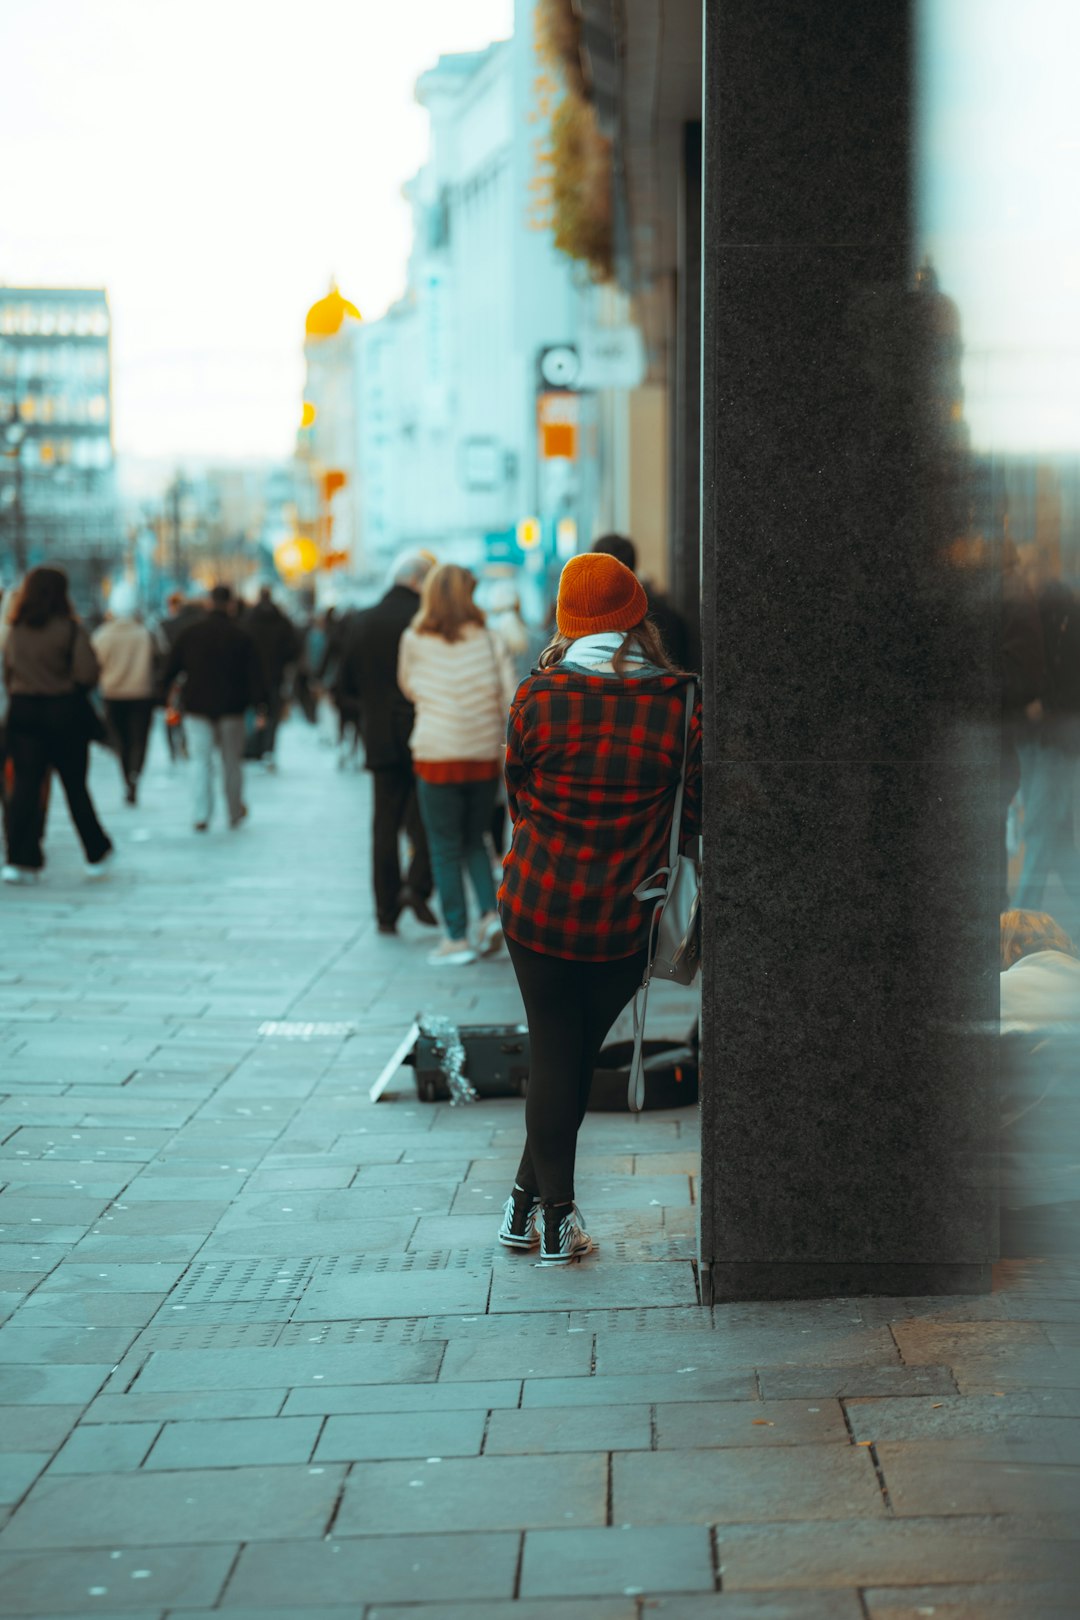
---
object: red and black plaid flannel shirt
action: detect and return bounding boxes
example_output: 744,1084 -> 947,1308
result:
498,668 -> 703,961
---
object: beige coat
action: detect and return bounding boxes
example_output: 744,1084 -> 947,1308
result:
397,624 -> 517,763
92,617 -> 156,700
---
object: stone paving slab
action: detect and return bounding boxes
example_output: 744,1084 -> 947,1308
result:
863,1582 -> 1079,1617
223,1532 -> 521,1606
364,1603 -> 639,1620
653,1397 -> 848,1448
281,1379 -> 522,1417
314,1408 -> 487,1461
875,1441 -> 1080,1519
335,1453 -> 607,1535
0,1366 -> 111,1405
48,1423 -> 160,1474
613,1444 -> 885,1524
519,1523 -> 714,1597
0,1464 -> 347,1549
0,1542 -> 235,1614
485,1403 -> 651,1454
713,1516 -> 1075,1589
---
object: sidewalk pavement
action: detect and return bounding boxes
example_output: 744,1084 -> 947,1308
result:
0,717 -> 1077,1619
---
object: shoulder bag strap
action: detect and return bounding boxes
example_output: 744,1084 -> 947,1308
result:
627,679 -> 697,1111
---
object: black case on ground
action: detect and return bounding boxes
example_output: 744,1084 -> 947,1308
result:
588,1038 -> 699,1111
410,1024 -> 530,1102
408,1023 -> 698,1110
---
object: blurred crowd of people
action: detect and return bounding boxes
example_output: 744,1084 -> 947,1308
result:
0,541 -> 693,976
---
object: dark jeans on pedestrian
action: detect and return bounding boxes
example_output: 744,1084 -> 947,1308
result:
371,764 -> 433,927
506,934 -> 647,1205
416,776 -> 499,942
105,698 -> 153,794
4,694 -> 112,871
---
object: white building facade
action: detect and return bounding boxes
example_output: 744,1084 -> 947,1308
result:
355,10 -> 600,585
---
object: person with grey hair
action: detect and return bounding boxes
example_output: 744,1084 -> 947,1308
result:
336,551 -> 438,933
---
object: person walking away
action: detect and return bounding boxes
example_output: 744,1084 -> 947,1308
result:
336,554 -> 438,933
591,533 -> 694,669
1015,578 -> 1080,936
244,586 -> 300,769
162,583 -> 266,832
156,591 -> 203,761
497,552 -> 701,1262
2,566 -> 113,883
398,565 -> 517,966
92,581 -> 156,805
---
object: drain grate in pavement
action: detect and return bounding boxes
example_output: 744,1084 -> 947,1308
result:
425,1312 -> 572,1339
171,1257 -> 320,1307
569,1306 -> 712,1334
147,1297 -> 304,1327
610,1237 -> 696,1263
311,1248 -> 497,1280
132,1320 -> 285,1352
258,1021 -> 356,1039
278,1318 -> 427,1347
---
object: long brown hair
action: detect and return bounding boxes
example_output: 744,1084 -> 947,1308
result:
538,616 -> 685,676
413,564 -> 486,643
9,566 -> 75,629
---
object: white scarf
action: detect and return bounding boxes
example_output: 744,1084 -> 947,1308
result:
565,632 -> 648,673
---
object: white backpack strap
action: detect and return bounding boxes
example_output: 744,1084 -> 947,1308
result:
628,980 -> 651,1112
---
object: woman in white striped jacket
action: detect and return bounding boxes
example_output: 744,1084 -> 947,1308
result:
397,565 -> 518,966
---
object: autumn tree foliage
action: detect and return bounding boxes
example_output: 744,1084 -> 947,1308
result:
536,0 -> 614,282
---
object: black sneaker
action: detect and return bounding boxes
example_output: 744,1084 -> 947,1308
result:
539,1203 -> 594,1265
498,1185 -> 542,1249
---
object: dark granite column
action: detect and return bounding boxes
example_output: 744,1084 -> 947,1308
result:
698,0 -> 1000,1300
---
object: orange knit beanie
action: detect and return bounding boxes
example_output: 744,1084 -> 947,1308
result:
556,552 -> 648,639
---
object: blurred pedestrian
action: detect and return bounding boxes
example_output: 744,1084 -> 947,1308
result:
92,581 -> 156,805
337,554 -> 437,934
497,552 -> 701,1263
318,606 -> 360,765
398,564 -> 517,966
162,583 -> 266,832
1015,579 -> 1080,932
591,533 -> 693,669
1,566 -> 113,884
156,591 -> 203,762
244,586 -> 300,769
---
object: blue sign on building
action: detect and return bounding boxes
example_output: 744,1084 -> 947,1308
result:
483,528 -> 517,565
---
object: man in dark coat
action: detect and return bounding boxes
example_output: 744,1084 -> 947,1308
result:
243,586 -> 301,767
163,584 -> 266,832
336,553 -> 437,933
590,533 -> 693,669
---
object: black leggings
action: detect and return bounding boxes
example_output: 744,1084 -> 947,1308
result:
507,935 -> 648,1205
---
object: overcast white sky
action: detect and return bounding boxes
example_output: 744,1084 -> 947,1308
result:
0,0 -> 513,466
920,0 -> 1080,453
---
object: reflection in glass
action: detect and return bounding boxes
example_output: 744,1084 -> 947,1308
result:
920,0 -> 1080,1262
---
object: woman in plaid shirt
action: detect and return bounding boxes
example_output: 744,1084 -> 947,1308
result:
497,552 -> 702,1264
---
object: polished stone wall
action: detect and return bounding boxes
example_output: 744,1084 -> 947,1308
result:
698,0 -> 1000,1300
